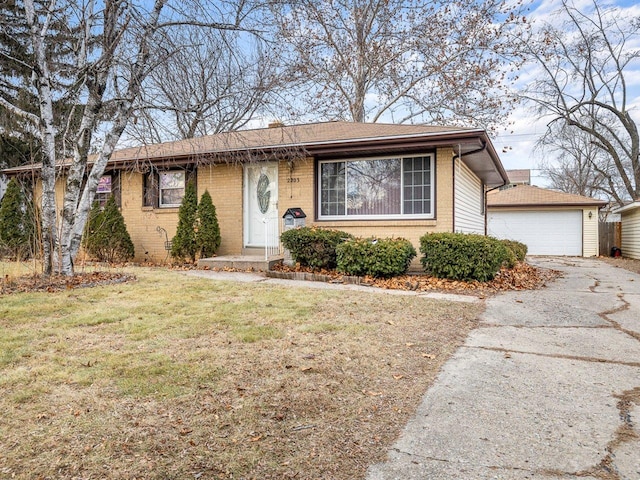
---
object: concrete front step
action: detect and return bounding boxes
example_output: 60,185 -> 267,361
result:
197,255 -> 283,271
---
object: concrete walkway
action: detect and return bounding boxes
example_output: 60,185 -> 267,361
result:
367,257 -> 640,480
183,269 -> 481,303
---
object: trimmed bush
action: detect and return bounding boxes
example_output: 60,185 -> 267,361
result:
420,232 -> 509,282
501,245 -> 519,269
83,195 -> 134,262
171,181 -> 198,262
501,239 -> 528,262
280,226 -> 353,269
196,190 -> 221,258
336,237 -> 417,278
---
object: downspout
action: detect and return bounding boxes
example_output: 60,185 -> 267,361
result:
484,185 -> 503,235
452,144 -> 462,233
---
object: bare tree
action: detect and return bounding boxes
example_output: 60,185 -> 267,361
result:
127,27 -> 282,143
540,124 -> 612,198
0,0 -> 256,275
270,0 -> 525,128
519,0 -> 640,205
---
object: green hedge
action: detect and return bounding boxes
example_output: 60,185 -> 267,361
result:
336,237 -> 417,278
281,226 -> 353,269
501,239 -> 528,262
420,232 -> 508,282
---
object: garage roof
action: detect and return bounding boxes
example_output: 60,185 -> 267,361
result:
488,185 -> 607,208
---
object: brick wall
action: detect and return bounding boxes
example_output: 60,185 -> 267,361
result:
38,146 -> 458,264
198,163 -> 243,255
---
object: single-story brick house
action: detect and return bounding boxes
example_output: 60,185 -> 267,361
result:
614,201 -> 640,259
487,185 -> 607,256
2,121 -> 509,263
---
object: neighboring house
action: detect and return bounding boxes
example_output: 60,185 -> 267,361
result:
503,169 -> 531,188
487,185 -> 607,257
613,202 -> 640,259
2,121 -> 509,263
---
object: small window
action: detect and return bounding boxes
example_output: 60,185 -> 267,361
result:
159,171 -> 185,207
143,168 -> 195,208
94,172 -> 121,207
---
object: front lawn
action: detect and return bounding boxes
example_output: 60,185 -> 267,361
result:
0,264 -> 481,479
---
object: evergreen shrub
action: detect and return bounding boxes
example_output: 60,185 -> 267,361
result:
0,178 -> 35,260
420,232 -> 508,282
280,226 -> 353,269
171,181 -> 198,262
196,189 -> 221,258
336,237 -> 417,278
83,195 -> 134,262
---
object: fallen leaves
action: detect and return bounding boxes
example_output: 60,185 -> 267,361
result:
1,271 -> 135,295
271,262 -> 562,296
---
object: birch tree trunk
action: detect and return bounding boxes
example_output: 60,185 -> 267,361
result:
3,0 -> 253,276
59,0 -> 166,275
24,0 -> 59,275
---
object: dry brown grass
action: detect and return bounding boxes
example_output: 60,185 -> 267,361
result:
0,265 -> 482,479
599,255 -> 640,275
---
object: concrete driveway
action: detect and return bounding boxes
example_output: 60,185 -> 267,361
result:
367,257 -> 640,480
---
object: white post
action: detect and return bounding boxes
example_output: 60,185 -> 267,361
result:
263,217 -> 268,261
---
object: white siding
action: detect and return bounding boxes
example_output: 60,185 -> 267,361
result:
621,208 -> 640,260
454,160 -> 484,234
582,207 -> 599,257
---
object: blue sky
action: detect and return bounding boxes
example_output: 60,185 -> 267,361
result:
493,0 -> 640,186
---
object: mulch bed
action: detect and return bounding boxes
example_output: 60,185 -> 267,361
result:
1,271 -> 135,295
269,261 -> 562,296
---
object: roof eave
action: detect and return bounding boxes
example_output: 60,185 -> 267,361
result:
489,201 -> 608,208
614,201 -> 640,214
1,128 -> 509,187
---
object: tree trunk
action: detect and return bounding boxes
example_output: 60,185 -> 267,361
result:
68,106 -> 133,261
24,0 -> 59,275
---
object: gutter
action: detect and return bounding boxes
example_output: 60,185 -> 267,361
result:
452,140 -> 508,235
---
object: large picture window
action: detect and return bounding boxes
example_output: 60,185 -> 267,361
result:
319,155 -> 434,219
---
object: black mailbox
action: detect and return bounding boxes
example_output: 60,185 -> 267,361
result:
283,208 -> 306,229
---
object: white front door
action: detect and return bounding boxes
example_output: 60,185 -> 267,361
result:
244,163 -> 279,247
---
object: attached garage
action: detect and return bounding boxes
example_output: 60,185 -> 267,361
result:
487,185 -> 607,257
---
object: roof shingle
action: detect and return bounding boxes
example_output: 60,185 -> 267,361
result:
487,185 -> 607,207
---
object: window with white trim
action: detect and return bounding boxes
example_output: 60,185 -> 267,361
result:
159,171 -> 185,207
319,154 -> 434,219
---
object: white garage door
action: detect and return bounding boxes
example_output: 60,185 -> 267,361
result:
487,210 -> 583,256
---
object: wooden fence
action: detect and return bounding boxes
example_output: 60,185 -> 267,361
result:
599,221 -> 621,256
